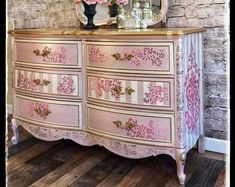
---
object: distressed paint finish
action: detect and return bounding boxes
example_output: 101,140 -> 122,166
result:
15,95 -> 81,127
87,44 -> 170,71
15,41 -> 78,66
88,76 -> 173,109
10,30 -> 205,185
183,34 -> 202,152
114,118 -> 169,141
7,0 -> 229,139
175,38 -> 185,146
185,42 -> 200,131
16,120 -> 176,159
15,69 -> 80,98
87,106 -> 172,143
57,75 -> 76,95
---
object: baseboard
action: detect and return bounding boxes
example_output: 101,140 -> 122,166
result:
7,104 -> 12,115
204,137 -> 229,154
6,104 -> 229,154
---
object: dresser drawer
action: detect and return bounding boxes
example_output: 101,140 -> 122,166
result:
87,73 -> 174,110
86,42 -> 174,74
87,104 -> 174,145
15,68 -> 82,99
14,40 -> 81,68
14,95 -> 82,128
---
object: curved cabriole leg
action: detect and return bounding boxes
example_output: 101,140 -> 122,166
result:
11,118 -> 19,145
176,149 -> 187,185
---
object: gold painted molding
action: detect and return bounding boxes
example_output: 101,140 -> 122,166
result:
8,28 -> 206,36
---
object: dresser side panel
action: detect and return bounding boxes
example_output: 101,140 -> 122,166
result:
183,33 -> 203,152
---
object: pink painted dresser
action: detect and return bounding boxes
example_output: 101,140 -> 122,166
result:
9,28 -> 206,185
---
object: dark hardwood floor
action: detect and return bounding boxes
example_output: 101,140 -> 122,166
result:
6,123 -> 227,187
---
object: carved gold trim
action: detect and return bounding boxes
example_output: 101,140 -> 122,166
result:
16,117 -> 82,131
8,28 -> 207,36
87,97 -> 173,111
15,94 -> 82,106
85,41 -> 175,75
87,127 -> 174,147
87,104 -> 175,145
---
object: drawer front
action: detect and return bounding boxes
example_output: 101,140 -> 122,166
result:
15,68 -> 82,98
87,104 -> 174,144
15,95 -> 81,128
14,40 -> 81,68
87,74 -> 174,110
86,42 -> 174,74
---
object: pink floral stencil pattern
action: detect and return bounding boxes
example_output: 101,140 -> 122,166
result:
57,76 -> 75,95
90,78 -> 124,98
185,43 -> 200,131
17,72 -> 37,90
89,46 -> 166,67
115,118 -> 168,141
41,46 -> 76,64
89,47 -> 110,63
143,82 -> 169,104
29,102 -> 51,119
124,47 -> 166,66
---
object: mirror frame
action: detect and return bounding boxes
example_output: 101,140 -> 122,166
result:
75,0 -> 168,27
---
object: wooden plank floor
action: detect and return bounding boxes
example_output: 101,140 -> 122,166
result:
6,124 -> 227,187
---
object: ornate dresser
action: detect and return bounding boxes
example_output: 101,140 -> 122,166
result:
9,28 -> 206,185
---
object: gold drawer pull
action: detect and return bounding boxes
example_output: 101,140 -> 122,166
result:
111,52 -> 134,61
33,79 -> 51,86
32,103 -> 51,119
112,87 -> 135,97
113,120 -> 136,130
33,46 -> 51,57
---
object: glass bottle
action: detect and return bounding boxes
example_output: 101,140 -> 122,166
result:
117,5 -> 125,29
131,0 -> 142,28
142,0 -> 153,20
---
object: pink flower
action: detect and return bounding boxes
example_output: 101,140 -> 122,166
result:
115,0 -> 128,5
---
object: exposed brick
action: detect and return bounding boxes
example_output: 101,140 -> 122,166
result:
204,96 -> 227,108
196,0 -> 213,5
168,6 -> 185,17
204,85 -> 228,98
204,107 -> 228,121
204,61 -> 227,73
204,119 -> 228,132
213,0 -> 226,3
204,73 -> 227,86
205,129 -> 227,140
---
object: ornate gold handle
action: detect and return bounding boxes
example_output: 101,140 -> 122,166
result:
111,87 -> 135,97
33,46 -> 51,57
33,79 -> 51,86
111,52 -> 134,61
113,120 -> 136,130
32,103 -> 51,119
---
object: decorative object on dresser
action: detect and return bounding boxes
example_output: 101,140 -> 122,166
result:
8,28 -> 206,185
75,0 -> 168,28
75,0 -> 108,29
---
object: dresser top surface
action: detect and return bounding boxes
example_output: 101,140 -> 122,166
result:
9,28 -> 206,36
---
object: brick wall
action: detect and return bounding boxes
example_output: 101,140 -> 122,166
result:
165,0 -> 229,140
7,0 -> 229,140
